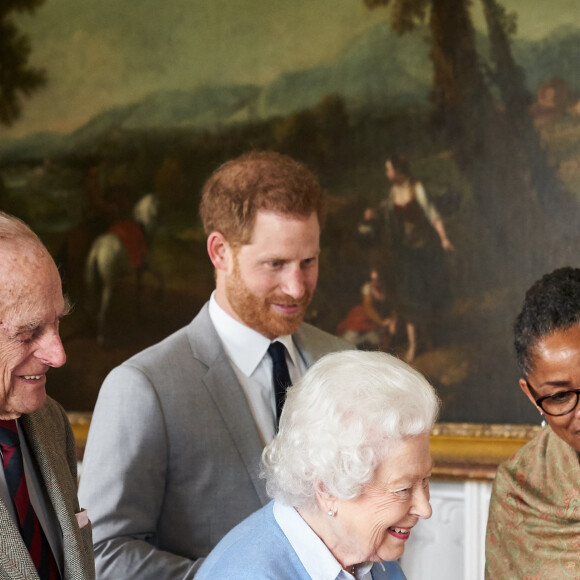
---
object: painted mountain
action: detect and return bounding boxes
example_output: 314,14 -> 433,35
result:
1,21 -> 579,163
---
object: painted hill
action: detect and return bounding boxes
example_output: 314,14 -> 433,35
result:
1,22 -> 580,162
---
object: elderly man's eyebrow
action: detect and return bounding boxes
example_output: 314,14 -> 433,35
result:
7,320 -> 43,339
7,298 -> 73,338
15,319 -> 43,332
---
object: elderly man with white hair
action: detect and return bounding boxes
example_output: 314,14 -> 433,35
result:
196,350 -> 440,580
0,211 -> 95,579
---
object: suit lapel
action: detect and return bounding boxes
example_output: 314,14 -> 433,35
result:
205,357 -> 269,504
293,324 -> 323,367
188,305 -> 269,505
20,406 -> 90,580
0,497 -> 36,579
188,307 -> 344,507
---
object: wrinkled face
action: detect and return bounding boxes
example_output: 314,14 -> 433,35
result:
520,324 -> 580,452
0,244 -> 67,419
333,434 -> 433,565
224,211 -> 320,339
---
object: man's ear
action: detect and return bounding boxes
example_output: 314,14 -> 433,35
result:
519,378 -> 540,411
207,232 -> 231,271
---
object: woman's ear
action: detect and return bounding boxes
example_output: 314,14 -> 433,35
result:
519,378 -> 541,412
314,481 -> 338,515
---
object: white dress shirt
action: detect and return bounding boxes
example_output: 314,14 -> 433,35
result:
273,501 -> 374,580
209,292 -> 306,444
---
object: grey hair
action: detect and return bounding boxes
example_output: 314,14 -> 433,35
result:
0,211 -> 41,246
261,350 -> 440,509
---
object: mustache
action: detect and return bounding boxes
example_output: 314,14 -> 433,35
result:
267,293 -> 312,307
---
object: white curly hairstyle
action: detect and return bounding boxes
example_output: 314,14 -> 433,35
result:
261,350 -> 440,509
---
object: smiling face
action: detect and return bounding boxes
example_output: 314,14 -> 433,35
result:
330,433 -> 433,567
216,210 -> 320,339
520,324 -> 580,452
0,242 -> 67,419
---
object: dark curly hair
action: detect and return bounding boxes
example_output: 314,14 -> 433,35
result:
387,153 -> 412,179
514,267 -> 580,377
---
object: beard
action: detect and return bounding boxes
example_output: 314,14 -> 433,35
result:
225,262 -> 312,339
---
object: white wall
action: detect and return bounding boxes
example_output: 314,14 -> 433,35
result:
400,480 -> 493,580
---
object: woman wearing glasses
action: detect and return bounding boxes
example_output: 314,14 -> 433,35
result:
485,267 -> 580,579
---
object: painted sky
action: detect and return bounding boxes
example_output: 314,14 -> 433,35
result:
3,0 -> 579,139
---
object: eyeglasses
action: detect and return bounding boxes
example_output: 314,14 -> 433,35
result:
526,380 -> 580,417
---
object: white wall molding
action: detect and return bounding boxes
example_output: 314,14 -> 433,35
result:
400,479 -> 493,580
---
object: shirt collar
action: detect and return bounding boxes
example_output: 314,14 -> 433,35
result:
209,292 -> 300,376
274,500 -> 349,580
274,501 -> 376,580
357,562 -> 374,578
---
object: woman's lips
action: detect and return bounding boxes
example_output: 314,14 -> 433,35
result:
387,526 -> 411,540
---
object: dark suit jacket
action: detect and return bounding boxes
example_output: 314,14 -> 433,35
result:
0,398 -> 95,580
79,302 -> 353,579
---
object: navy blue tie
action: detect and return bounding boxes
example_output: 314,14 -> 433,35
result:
267,342 -> 292,425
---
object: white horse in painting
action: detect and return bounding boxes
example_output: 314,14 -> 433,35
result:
85,193 -> 162,345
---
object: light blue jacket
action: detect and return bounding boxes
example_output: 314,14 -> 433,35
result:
196,501 -> 407,580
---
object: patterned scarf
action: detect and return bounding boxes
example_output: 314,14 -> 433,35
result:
485,425 -> 580,579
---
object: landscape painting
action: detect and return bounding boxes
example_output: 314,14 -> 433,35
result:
1,0 -> 580,425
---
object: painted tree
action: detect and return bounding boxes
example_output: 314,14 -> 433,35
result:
480,0 -> 564,212
364,0 -> 557,274
274,95 -> 349,165
0,0 -> 46,126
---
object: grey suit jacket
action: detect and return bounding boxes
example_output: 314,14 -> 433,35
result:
0,398 -> 95,580
79,302 -> 353,579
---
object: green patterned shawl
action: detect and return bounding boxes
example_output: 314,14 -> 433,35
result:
485,426 -> 580,579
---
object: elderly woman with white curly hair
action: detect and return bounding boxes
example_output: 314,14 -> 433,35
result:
196,350 -> 439,580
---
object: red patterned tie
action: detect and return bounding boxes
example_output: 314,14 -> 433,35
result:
0,419 -> 60,579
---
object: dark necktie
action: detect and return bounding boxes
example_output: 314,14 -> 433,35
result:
0,420 -> 60,580
267,342 -> 292,425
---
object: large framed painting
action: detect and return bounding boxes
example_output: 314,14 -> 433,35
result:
1,0 -> 579,448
